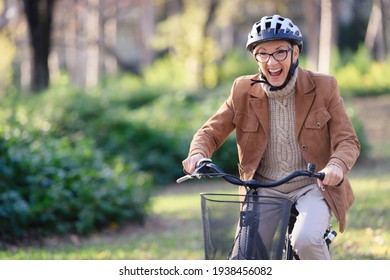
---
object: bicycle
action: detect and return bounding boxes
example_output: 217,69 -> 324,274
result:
177,158 -> 337,260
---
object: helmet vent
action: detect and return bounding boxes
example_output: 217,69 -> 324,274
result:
265,21 -> 271,32
276,23 -> 282,32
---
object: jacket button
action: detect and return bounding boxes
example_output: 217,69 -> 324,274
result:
301,144 -> 308,150
316,122 -> 321,128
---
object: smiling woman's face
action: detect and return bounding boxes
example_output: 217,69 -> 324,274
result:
253,40 -> 299,87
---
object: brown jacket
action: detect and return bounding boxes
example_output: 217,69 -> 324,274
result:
189,67 -> 360,232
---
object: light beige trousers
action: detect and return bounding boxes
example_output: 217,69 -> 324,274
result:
257,183 -> 331,260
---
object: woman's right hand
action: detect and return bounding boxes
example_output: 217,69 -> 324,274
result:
182,154 -> 204,174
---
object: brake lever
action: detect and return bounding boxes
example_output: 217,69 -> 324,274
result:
176,174 -> 193,184
176,158 -> 213,184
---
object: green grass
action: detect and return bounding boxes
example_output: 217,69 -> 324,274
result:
0,172 -> 389,260
329,171 -> 390,259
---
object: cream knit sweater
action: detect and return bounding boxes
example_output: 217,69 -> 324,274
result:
255,71 -> 315,193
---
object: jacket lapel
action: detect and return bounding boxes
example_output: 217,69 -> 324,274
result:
246,68 -> 315,139
248,82 -> 269,137
295,68 -> 316,137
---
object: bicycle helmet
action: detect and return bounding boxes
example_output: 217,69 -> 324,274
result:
247,15 -> 302,91
246,15 -> 303,53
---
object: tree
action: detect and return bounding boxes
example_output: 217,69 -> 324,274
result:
152,0 -> 221,89
365,0 -> 386,61
303,0 -> 320,71
318,0 -> 333,74
23,0 -> 56,92
384,0 -> 390,58
0,0 -> 11,29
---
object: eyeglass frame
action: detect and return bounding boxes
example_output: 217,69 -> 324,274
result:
253,48 -> 293,63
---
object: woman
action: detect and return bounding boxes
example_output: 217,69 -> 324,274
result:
182,15 -> 360,259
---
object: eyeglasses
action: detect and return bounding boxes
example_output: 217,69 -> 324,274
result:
254,49 -> 292,63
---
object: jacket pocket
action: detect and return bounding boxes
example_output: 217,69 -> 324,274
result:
303,108 -> 331,152
304,108 -> 331,129
233,113 -> 259,132
233,113 -> 262,171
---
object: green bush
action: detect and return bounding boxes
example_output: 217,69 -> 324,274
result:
143,55 -> 188,90
334,46 -> 390,97
0,128 -> 151,242
28,87 -> 187,185
218,49 -> 256,84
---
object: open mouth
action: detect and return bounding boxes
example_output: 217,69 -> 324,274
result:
269,69 -> 283,77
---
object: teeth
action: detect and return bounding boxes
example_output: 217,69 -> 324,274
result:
269,68 -> 282,76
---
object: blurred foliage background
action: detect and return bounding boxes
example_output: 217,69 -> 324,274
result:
0,0 -> 389,244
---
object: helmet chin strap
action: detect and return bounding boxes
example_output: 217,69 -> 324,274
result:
250,55 -> 299,91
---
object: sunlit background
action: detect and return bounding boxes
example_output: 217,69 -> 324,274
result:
0,0 -> 389,259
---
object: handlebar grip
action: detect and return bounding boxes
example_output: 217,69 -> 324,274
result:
316,172 -> 325,181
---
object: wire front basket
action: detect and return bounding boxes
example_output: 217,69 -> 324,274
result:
200,193 -> 293,260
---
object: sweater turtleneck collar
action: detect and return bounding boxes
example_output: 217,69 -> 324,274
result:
261,69 -> 298,99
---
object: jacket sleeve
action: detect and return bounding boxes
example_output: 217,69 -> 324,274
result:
326,77 -> 360,173
188,81 -> 237,158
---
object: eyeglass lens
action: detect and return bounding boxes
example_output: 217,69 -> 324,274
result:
255,49 -> 290,63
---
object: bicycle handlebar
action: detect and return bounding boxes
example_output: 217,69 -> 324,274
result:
177,158 -> 325,190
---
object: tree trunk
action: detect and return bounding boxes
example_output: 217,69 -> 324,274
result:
303,0 -> 320,71
23,0 -> 55,92
318,0 -> 332,74
365,0 -> 386,60
383,0 -> 390,58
